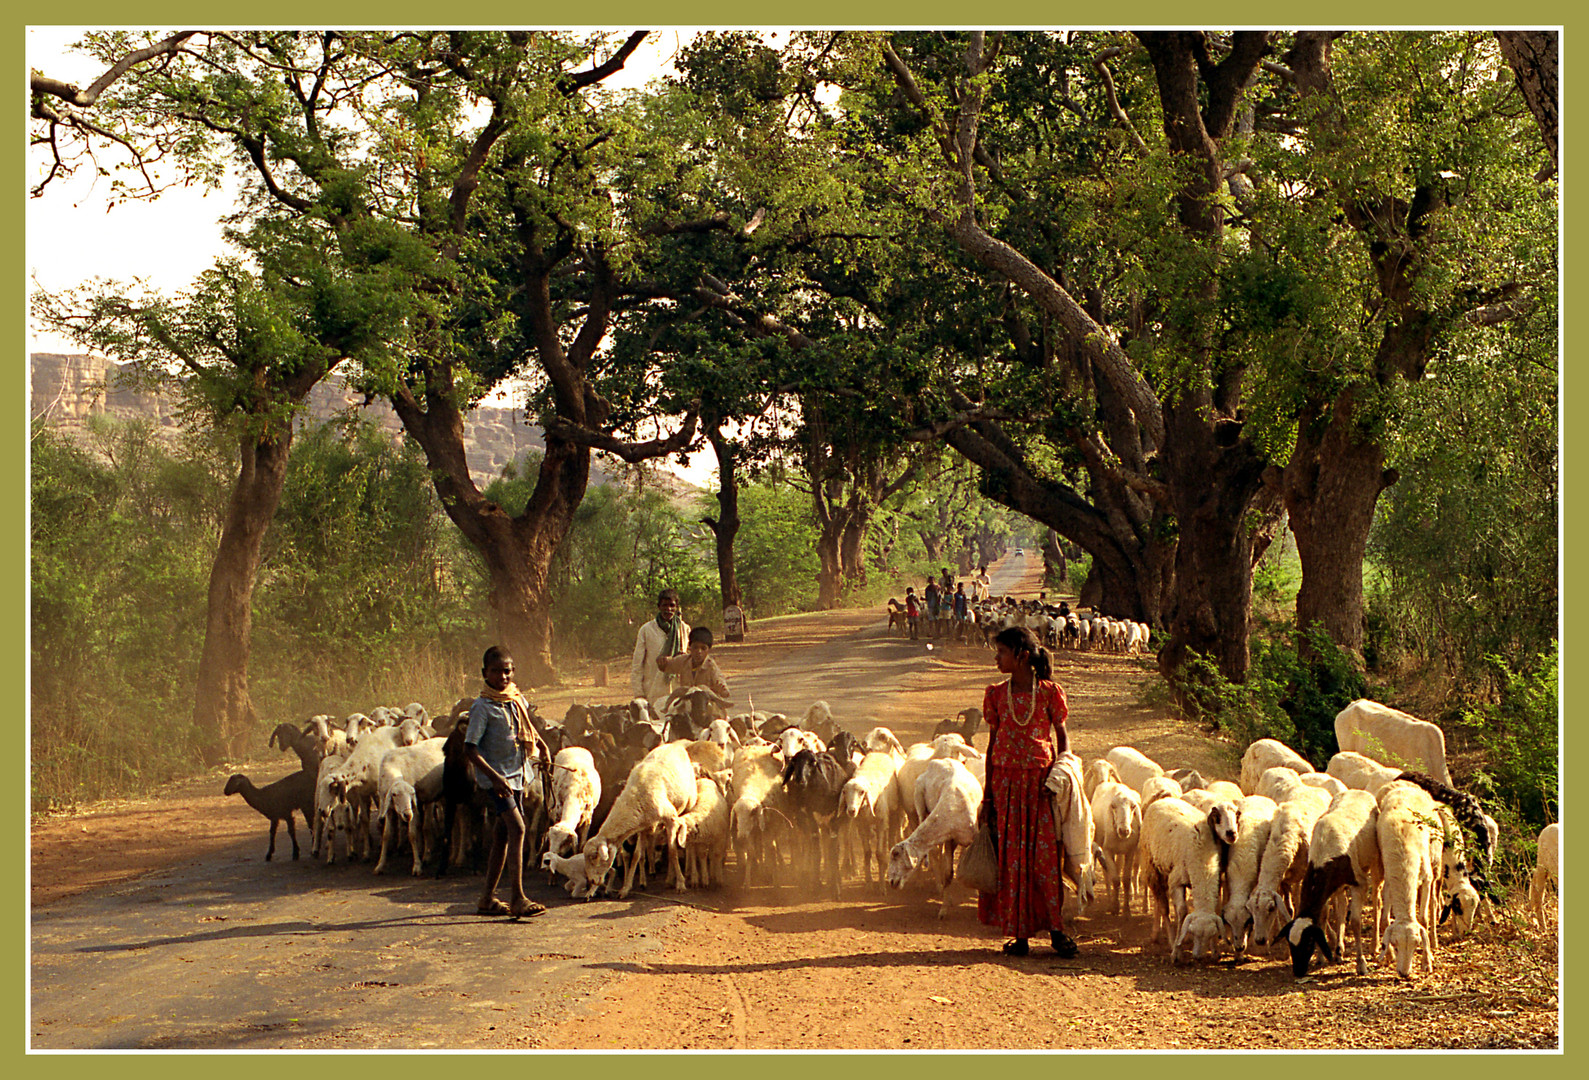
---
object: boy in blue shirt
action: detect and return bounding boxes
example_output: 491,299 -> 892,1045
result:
465,646 -> 548,918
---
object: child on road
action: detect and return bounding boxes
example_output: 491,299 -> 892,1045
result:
465,646 -> 549,920
660,625 -> 732,707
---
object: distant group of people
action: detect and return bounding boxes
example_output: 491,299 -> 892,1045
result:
902,564 -> 992,642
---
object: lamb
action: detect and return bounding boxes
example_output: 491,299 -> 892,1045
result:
224,768 -> 317,861
1221,795 -> 1278,958
1138,796 -> 1224,963
1248,788 -> 1332,950
1180,789 -> 1241,847
781,748 -> 854,897
672,775 -> 732,889
1166,768 -> 1207,793
896,734 -> 985,828
863,726 -> 905,755
840,745 -> 907,886
1530,822 -> 1560,928
543,747 -> 602,859
1203,779 -> 1244,803
1255,765 -> 1313,806
886,757 -> 981,918
1391,770 -> 1501,913
1326,751 -> 1403,797
582,740 -> 698,899
321,725 -> 405,862
778,726 -> 827,760
1281,789 -> 1382,978
1139,775 -> 1183,812
1090,781 -> 1143,915
1239,738 -> 1313,796
375,780 -> 426,878
1375,780 -> 1442,978
541,850 -> 596,898
1334,699 -> 1452,787
371,736 -> 446,875
1105,745 -> 1164,796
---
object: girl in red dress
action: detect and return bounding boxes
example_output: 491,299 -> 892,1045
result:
977,625 -> 1077,958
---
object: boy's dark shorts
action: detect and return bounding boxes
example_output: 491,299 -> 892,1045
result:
486,789 -> 522,817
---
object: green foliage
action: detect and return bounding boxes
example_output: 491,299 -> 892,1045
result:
1066,554 -> 1092,597
1173,629 -> 1368,766
1465,645 -> 1558,831
732,481 -> 822,615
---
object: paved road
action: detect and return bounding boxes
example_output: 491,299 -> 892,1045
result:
29,553 -> 1040,1049
732,552 -> 1033,718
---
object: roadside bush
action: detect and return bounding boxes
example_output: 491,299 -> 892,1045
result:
1465,644 -> 1558,832
1171,629 -> 1368,766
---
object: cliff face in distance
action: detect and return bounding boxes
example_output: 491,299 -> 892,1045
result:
28,352 -> 699,498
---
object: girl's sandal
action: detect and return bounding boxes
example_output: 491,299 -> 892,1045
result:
510,900 -> 547,918
1001,939 -> 1030,957
1050,931 -> 1079,959
477,898 -> 511,916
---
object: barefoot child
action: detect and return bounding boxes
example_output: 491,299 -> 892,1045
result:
660,625 -> 732,705
464,645 -> 549,919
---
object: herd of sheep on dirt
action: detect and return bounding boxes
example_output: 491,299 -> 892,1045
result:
225,688 -> 1560,982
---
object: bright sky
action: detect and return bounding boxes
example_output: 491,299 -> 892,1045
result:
25,27 -> 728,484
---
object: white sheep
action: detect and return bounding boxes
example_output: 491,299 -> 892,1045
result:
1375,780 -> 1442,978
863,726 -> 905,755
1530,822 -> 1560,928
1334,699 -> 1452,787
886,758 -> 981,919
1139,775 -> 1183,812
1248,787 -> 1332,950
544,746 -> 602,859
1105,745 -> 1164,796
1083,758 -> 1123,803
840,746 -> 906,887
729,744 -> 786,885
1180,789 -> 1242,847
371,736 -> 446,875
1090,781 -> 1143,915
895,734 -> 985,829
1298,772 -> 1348,799
1239,738 -> 1313,796
777,726 -> 827,761
672,775 -> 732,889
1326,751 -> 1403,797
582,740 -> 698,899
541,850 -> 595,898
1138,797 -> 1224,964
1221,795 -> 1278,958
1255,765 -> 1312,805
1283,789 -> 1382,978
1046,752 -> 1095,915
1203,779 -> 1244,803
321,725 -> 404,862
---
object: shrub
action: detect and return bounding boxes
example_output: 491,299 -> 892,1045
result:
1465,644 -> 1558,832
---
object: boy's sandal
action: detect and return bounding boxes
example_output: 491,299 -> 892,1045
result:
1001,939 -> 1030,957
1050,931 -> 1079,959
510,900 -> 547,918
477,898 -> 512,916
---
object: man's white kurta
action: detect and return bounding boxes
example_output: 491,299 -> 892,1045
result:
631,616 -> 691,705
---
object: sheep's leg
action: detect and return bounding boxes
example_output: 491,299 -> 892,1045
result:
410,809 -> 426,877
373,812 -> 394,875
266,819 -> 279,862
286,814 -> 300,861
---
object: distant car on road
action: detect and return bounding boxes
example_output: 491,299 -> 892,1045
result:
1015,547 -> 1024,555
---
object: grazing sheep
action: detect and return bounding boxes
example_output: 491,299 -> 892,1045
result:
1239,739 -> 1313,796
1255,765 -> 1313,806
886,758 -> 982,919
1139,775 -> 1183,812
896,735 -> 985,829
1530,823 -> 1560,928
1203,779 -> 1244,803
1222,795 -> 1279,958
322,725 -> 404,862
225,769 -> 317,861
1138,797 -> 1224,963
1248,788 -> 1332,950
1166,768 -> 1207,793
863,726 -> 905,755
1090,781 -> 1143,915
1282,789 -> 1382,978
1391,771 -> 1501,915
1105,745 -> 1164,796
1334,699 -> 1452,787
1326,751 -> 1403,797
543,746 -> 602,859
1375,780 -> 1442,978
582,740 -> 699,899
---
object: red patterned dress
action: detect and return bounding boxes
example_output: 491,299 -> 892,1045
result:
976,678 -> 1070,938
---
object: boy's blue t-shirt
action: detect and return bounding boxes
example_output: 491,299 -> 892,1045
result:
465,697 -> 526,791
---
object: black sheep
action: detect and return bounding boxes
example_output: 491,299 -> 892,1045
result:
224,768 -> 317,861
781,748 -> 856,898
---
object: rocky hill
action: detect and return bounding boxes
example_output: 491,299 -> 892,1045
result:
29,352 -> 699,497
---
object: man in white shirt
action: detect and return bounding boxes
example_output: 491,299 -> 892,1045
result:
973,565 -> 992,602
631,588 -> 689,707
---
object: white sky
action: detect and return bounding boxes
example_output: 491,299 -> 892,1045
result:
25,27 -> 729,484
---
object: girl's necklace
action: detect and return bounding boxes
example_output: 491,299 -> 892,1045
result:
1005,677 -> 1039,727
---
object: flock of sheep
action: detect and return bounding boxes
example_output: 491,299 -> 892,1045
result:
888,595 -> 1152,655
224,692 -> 1560,983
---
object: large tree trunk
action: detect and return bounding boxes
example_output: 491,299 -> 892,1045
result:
1278,387 -> 1399,660
193,427 -> 295,765
840,503 -> 869,586
1495,31 -> 1558,177
1156,402 -> 1269,685
704,430 -> 744,607
815,518 -> 844,609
